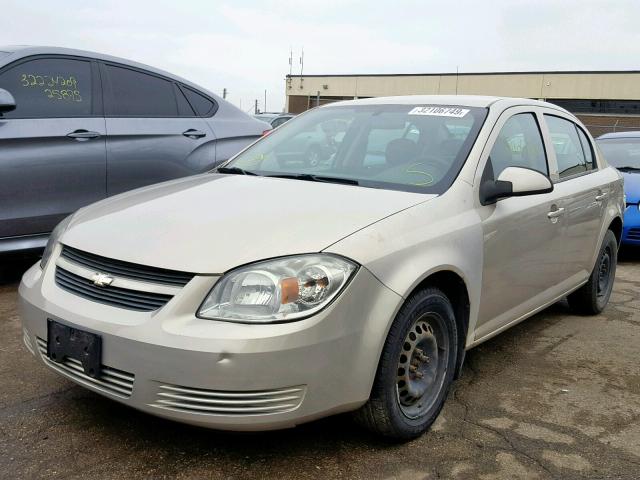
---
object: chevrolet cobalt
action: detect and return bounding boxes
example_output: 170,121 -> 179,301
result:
20,96 -> 624,439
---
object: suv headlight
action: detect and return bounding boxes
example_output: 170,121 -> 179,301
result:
197,254 -> 358,323
40,215 -> 73,269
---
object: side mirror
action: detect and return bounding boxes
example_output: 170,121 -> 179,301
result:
480,166 -> 553,205
0,88 -> 16,114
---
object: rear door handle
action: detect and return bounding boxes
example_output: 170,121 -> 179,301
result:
547,207 -> 565,219
182,129 -> 207,139
67,129 -> 101,140
595,192 -> 608,202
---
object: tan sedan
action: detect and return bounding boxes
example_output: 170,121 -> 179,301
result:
20,96 -> 624,439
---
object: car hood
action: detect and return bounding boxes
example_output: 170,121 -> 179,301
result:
622,170 -> 640,204
62,174 -> 433,273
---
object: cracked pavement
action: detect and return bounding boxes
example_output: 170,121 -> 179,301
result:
1,251 -> 639,479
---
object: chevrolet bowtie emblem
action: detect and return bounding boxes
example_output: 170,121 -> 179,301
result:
91,273 -> 114,287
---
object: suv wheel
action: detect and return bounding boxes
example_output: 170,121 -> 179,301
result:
355,287 -> 458,440
568,230 -> 617,315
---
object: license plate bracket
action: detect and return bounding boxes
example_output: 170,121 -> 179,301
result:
47,319 -> 102,378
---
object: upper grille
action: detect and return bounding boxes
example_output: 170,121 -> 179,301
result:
60,245 -> 195,287
37,337 -> 134,398
55,267 -> 172,312
150,384 -> 306,416
628,228 -> 640,240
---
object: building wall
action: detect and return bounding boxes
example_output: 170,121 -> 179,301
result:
285,71 -> 640,135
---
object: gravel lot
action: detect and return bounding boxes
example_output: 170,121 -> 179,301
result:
1,251 -> 640,480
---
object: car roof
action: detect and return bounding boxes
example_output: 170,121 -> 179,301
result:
597,131 -> 640,140
0,45 -> 208,98
324,95 -> 569,112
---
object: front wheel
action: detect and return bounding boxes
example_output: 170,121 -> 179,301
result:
354,288 -> 458,440
567,230 -> 617,315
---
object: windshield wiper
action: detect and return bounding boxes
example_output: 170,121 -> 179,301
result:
216,166 -> 258,175
616,166 -> 640,172
266,173 -> 360,186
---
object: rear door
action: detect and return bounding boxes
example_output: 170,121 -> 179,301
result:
0,56 -> 106,238
542,112 -> 607,283
100,63 -> 215,196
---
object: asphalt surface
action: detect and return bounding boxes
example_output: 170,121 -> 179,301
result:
1,251 -> 640,480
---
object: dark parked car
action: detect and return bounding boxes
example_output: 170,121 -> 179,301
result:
0,46 -> 269,254
253,112 -> 295,128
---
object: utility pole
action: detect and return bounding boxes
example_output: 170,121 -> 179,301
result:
316,91 -> 320,107
222,88 -> 227,99
264,89 -> 267,113
254,99 -> 258,114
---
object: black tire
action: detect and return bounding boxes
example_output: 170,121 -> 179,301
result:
354,287 -> 458,440
567,230 -> 617,315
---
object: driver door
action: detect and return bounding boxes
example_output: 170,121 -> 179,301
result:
474,108 -> 567,341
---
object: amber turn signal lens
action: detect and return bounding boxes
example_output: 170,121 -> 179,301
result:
280,277 -> 299,304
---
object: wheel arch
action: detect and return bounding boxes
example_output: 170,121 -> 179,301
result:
405,269 -> 470,380
608,216 -> 623,247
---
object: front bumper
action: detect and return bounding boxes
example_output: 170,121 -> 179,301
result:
19,257 -> 402,431
622,205 -> 640,245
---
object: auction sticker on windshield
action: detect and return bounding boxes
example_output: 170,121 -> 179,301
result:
408,106 -> 469,117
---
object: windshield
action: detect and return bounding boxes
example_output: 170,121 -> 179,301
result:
228,104 -> 488,193
597,137 -> 640,169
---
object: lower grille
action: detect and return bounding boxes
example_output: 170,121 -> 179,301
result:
37,338 -> 134,398
55,267 -> 172,312
628,228 -> 640,240
150,384 -> 306,416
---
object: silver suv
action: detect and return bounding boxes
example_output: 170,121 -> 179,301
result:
0,46 -> 269,254
20,96 -> 624,440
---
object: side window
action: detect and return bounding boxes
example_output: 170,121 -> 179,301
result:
181,86 -> 215,116
0,57 -> 92,118
103,64 -> 177,117
544,115 -> 589,178
489,113 -> 548,177
575,126 -> 596,170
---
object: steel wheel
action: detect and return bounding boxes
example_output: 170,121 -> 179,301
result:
396,312 -> 450,419
596,245 -> 613,300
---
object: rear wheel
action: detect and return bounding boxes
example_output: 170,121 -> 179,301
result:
568,230 -> 617,315
354,287 -> 458,440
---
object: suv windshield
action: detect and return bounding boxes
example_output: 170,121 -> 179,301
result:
227,104 -> 488,193
597,137 -> 640,170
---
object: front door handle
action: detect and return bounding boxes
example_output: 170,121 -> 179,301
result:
67,129 -> 101,140
595,192 -> 608,202
547,207 -> 565,220
182,129 -> 207,139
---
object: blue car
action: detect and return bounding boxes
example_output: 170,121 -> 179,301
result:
597,132 -> 640,245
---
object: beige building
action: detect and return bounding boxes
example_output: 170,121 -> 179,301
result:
285,71 -> 640,136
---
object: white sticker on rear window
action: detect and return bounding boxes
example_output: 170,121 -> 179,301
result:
408,106 -> 469,117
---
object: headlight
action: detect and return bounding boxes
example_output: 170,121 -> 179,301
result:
40,215 -> 73,269
197,254 -> 358,323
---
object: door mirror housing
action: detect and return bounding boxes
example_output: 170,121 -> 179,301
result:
0,88 -> 16,114
480,166 -> 553,205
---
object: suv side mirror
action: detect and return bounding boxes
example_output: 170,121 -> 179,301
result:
0,88 -> 16,114
480,166 -> 553,205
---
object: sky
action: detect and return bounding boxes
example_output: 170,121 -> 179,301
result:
2,0 -> 639,113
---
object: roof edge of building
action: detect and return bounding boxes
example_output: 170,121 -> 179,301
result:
287,70 -> 640,78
